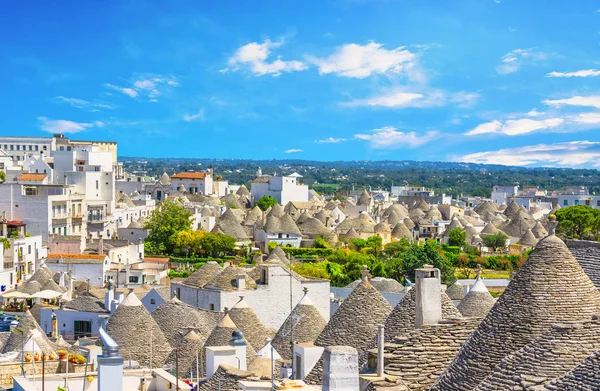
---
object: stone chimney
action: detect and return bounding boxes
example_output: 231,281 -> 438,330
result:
360,265 -> 370,282
105,277 -> 114,312
228,330 -> 247,370
322,346 -> 359,391
377,325 -> 385,377
98,327 -> 123,391
415,264 -> 442,328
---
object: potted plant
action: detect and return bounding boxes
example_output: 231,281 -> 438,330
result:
57,350 -> 67,360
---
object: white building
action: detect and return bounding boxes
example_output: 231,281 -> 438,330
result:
169,171 -> 214,195
559,194 -> 600,209
173,263 -> 330,330
0,183 -> 86,240
491,185 -> 519,205
250,173 -> 309,206
44,253 -> 110,285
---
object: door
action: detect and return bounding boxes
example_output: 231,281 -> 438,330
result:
295,354 -> 302,380
74,320 -> 92,339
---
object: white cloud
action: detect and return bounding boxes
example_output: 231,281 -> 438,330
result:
344,89 -> 478,109
55,96 -> 115,111
308,41 -> 417,79
225,39 -> 306,77
285,149 -> 303,153
459,141 -> 600,167
354,126 -> 438,149
496,48 -> 551,74
546,69 -> 600,78
465,118 -> 564,136
105,75 -> 179,100
316,137 -> 347,144
106,84 -> 138,98
543,96 -> 600,109
573,112 -> 600,124
183,109 -> 205,122
38,117 -> 104,134
527,108 -> 544,117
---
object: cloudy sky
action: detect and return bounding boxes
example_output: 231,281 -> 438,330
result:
2,0 -> 600,167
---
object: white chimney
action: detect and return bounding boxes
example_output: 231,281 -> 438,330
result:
236,274 -> 246,290
415,264 -> 442,328
97,327 -> 123,391
322,346 -> 359,391
377,325 -> 385,377
105,277 -> 114,312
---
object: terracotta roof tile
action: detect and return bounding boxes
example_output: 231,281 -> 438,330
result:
18,173 -> 47,181
170,172 -> 207,180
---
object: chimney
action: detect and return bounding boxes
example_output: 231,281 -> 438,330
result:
415,264 -> 442,328
322,346 -> 359,391
236,274 -> 246,290
97,327 -> 123,391
58,272 -> 65,288
377,325 -> 385,377
361,265 -> 370,282
63,174 -> 67,185
228,330 -> 247,370
98,234 -> 104,256
105,277 -> 114,312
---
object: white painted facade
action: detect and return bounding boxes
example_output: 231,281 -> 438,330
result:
558,194 -> 600,209
254,229 -> 302,249
39,307 -> 106,340
251,174 -> 309,206
0,184 -> 87,240
140,288 -> 167,313
173,264 -> 330,330
491,185 -> 519,205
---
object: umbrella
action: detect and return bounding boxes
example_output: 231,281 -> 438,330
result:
30,290 -> 63,299
2,291 -> 31,299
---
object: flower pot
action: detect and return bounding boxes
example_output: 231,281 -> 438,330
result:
57,350 -> 67,360
24,353 -> 31,362
49,353 -> 55,360
33,352 -> 40,362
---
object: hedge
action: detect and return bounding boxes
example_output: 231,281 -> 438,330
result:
281,248 -> 335,257
170,257 -> 225,264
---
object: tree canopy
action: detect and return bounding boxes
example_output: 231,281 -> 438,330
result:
483,232 -> 509,251
555,205 -> 600,240
144,201 -> 192,254
255,196 -> 278,211
448,227 -> 466,247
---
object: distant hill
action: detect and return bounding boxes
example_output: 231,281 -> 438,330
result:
120,157 -> 600,198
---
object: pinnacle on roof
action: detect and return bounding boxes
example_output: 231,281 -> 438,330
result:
228,297 -> 276,351
267,203 -> 285,218
272,289 -> 327,360
503,200 -> 521,217
203,314 -> 256,366
431,233 -> 600,391
158,172 -> 171,185
443,218 -> 464,235
456,271 -> 495,318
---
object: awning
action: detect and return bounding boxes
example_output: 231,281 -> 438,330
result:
30,290 -> 63,299
2,291 -> 31,299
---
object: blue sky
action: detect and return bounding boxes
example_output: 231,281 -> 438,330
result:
2,1 -> 600,167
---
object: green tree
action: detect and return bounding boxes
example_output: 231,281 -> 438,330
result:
255,196 -> 278,211
293,263 -> 330,280
448,228 -> 466,247
349,238 -> 367,251
0,238 -> 9,251
401,240 -> 455,285
198,232 -> 236,257
366,235 -> 383,252
483,232 -> 509,251
173,230 -> 206,257
144,201 -> 192,254
314,236 -> 331,249
384,238 -> 411,258
555,205 -> 600,240
0,171 -> 5,182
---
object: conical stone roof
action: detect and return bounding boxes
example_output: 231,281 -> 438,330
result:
474,201 -> 498,216
480,222 -> 499,235
403,217 -> 416,230
543,349 -> 600,390
532,221 -> 549,239
518,228 -> 539,247
391,222 -> 412,241
106,292 -> 171,367
430,234 -> 600,391
227,298 -> 276,351
383,204 -> 409,220
236,184 -> 250,196
445,281 -> 465,300
152,298 -> 219,346
203,314 -> 256,366
271,291 -> 327,360
444,219 -> 464,236
1,310 -> 56,356
185,261 -> 223,287
305,277 -> 392,384
387,211 -> 403,227
473,318 -> 600,390
503,201 -> 521,218
456,277 -> 495,318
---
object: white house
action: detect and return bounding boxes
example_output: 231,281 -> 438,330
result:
250,173 -> 309,206
39,294 -> 110,340
169,171 -> 214,195
44,253 -> 110,285
173,263 -> 330,330
491,185 -> 519,205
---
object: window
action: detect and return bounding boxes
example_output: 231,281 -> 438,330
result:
59,146 -> 64,151
28,245 -> 31,255
28,145 -> 32,151
586,200 -> 591,206
597,200 -> 600,207
43,146 -> 47,151
564,200 -> 568,206
9,145 -> 13,151
16,145 -> 19,151
575,200 -> 580,205
73,320 -> 92,339
34,145 -> 38,151
96,180 -> 99,190
150,298 -> 156,305
129,276 -> 138,283
210,304 -> 215,311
